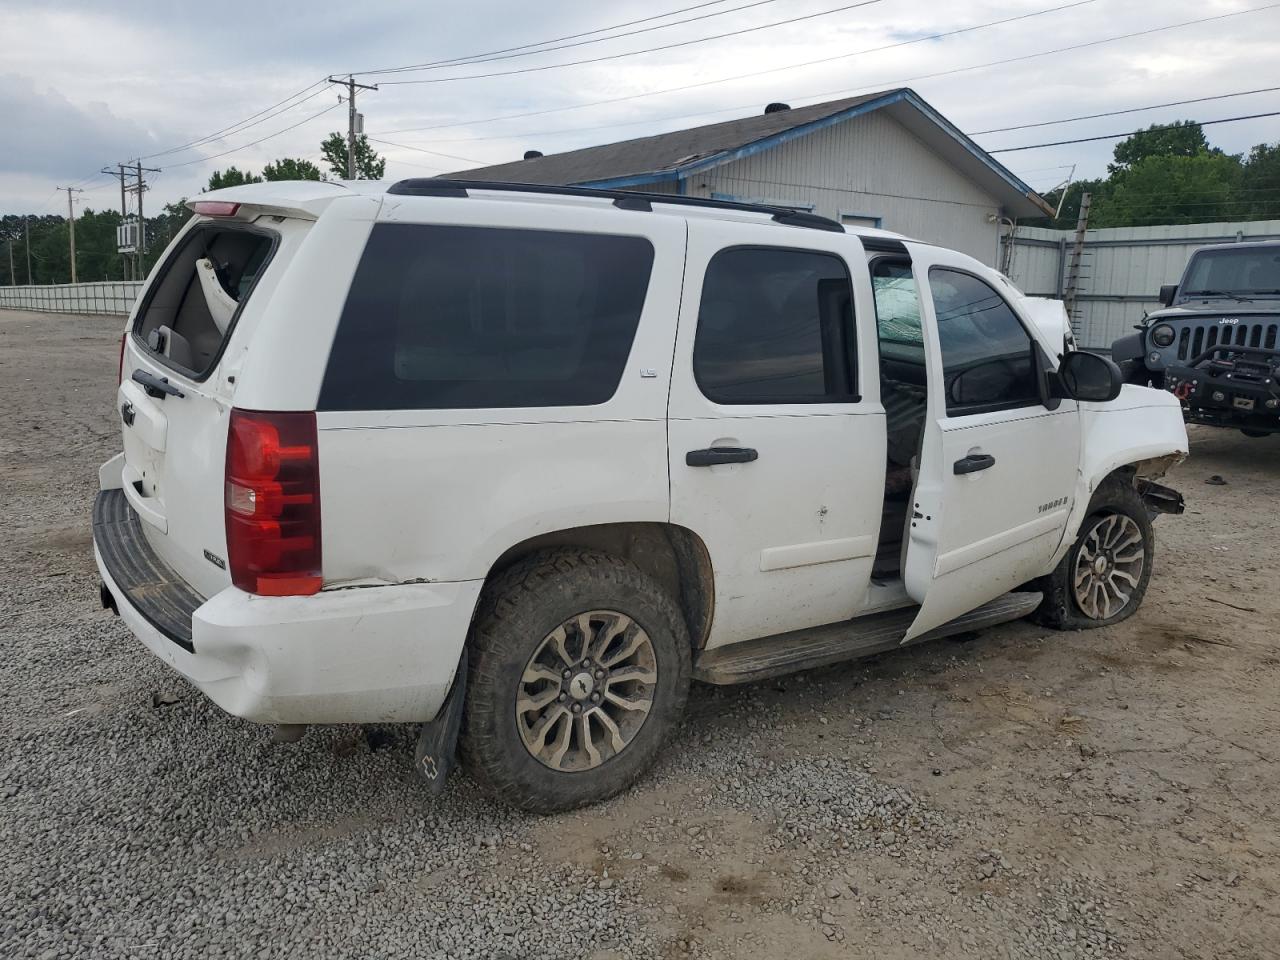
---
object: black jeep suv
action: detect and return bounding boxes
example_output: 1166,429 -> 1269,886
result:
1113,240 -> 1280,437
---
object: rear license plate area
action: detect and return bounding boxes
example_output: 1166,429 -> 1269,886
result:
1232,396 -> 1256,411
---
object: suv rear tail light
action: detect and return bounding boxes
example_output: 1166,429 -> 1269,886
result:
225,409 -> 322,596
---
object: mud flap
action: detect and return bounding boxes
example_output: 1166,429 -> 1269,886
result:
414,649 -> 467,796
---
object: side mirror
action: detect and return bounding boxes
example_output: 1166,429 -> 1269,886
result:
1055,351 -> 1123,403
1159,284 -> 1178,307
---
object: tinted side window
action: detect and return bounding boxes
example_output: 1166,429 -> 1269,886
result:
929,269 -> 1039,415
319,224 -> 654,410
693,247 -> 856,404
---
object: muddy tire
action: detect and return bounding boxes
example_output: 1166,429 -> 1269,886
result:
459,550 -> 691,813
1032,478 -> 1155,630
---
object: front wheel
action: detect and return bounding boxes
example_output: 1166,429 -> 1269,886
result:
459,550 -> 691,813
1032,479 -> 1155,630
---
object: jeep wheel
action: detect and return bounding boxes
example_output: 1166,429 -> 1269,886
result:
460,550 -> 691,813
1032,479 -> 1154,630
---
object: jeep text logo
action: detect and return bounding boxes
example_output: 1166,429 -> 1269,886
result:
1219,317 -> 1240,324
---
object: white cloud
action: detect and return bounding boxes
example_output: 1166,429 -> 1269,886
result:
2,0 -> 1278,210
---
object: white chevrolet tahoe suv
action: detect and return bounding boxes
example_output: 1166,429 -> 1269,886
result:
94,179 -> 1189,812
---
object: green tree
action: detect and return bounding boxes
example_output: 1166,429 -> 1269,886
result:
1109,121 -> 1212,175
148,200 -> 192,255
1239,143 -> 1280,219
206,166 -> 262,191
1094,152 -> 1242,227
320,132 -> 386,180
262,157 -> 324,181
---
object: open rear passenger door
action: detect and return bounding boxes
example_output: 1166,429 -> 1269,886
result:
900,243 -> 1080,641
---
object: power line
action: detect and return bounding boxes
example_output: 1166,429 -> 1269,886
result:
358,0 -> 788,76
365,137 -> 488,165
164,101 -> 344,169
1042,186 -> 1280,201
377,0 -> 887,85
374,0 -> 1252,134
139,79 -> 330,161
1093,197 -> 1280,210
390,81 -> 1280,150
972,85 -> 1280,135
988,110 -> 1280,153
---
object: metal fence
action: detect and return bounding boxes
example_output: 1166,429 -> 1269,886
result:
0,282 -> 142,316
1004,219 -> 1280,349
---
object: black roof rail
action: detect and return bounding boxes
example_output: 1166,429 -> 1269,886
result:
385,178 -> 845,233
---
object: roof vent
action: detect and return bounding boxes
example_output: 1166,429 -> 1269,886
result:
523,150 -> 544,160
764,102 -> 791,114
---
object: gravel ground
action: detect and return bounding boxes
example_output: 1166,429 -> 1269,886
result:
2,309 -> 1278,959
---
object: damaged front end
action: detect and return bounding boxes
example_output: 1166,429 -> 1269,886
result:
1136,478 -> 1185,516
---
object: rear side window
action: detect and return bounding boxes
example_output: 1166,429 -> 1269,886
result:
692,247 -> 856,404
319,224 -> 655,410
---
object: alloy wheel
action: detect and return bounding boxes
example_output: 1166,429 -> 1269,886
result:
1072,514 -> 1145,620
515,610 -> 657,772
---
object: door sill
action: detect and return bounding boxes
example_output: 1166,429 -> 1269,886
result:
693,591 -> 1041,686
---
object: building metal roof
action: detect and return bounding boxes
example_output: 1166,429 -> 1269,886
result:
452,88 -> 1054,219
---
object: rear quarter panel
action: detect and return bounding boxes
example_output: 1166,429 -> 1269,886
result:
314,197 -> 689,586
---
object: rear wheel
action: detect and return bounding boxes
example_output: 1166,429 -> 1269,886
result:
1032,478 -> 1154,630
460,550 -> 690,813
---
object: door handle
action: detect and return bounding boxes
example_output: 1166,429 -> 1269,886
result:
131,368 -> 184,399
686,446 -> 758,467
953,453 -> 996,475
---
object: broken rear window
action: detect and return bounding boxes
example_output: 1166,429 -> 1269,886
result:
133,223 -> 274,378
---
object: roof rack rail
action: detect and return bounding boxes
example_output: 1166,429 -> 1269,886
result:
386,179 -> 845,233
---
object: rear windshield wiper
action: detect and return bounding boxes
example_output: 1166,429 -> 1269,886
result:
1184,289 -> 1250,302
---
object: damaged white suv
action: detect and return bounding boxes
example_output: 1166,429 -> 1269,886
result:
94,179 -> 1188,812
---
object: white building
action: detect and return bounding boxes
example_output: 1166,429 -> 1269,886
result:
456,87 -> 1053,266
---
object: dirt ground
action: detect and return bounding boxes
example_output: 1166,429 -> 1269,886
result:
2,309 -> 1278,959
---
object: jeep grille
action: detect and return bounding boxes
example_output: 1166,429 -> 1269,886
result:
1176,320 -> 1280,360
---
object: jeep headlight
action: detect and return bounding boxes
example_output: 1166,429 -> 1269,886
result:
1150,324 -> 1176,348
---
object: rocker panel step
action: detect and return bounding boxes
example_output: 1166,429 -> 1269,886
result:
692,591 -> 1042,686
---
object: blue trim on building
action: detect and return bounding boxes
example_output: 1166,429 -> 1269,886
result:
895,90 -> 1041,209
577,170 -> 680,190
567,88 -> 1047,214
679,90 -> 908,178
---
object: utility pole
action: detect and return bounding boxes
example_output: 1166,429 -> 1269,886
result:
6,240 -> 13,286
24,216 -> 31,284
123,161 -> 161,277
327,76 -> 378,179
102,163 -> 131,279
57,186 -> 83,283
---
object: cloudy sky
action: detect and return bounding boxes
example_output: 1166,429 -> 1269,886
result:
2,0 -> 1278,216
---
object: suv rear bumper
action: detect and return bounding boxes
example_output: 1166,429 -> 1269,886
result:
93,489 -> 482,725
